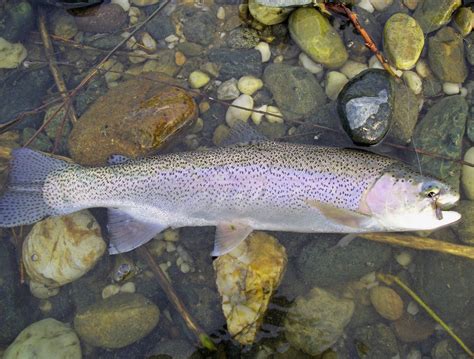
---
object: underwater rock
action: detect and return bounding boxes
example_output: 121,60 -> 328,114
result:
296,234 -> 392,287
208,48 -> 263,80
213,232 -> 287,345
0,37 -> 27,69
181,8 -> 217,46
248,0 -> 293,25
263,63 -> 326,121
4,318 -> 81,359
369,285 -> 403,321
284,287 -> 354,355
74,293 -> 160,349
414,250 -> 474,321
428,27 -> 467,83
23,210 -> 106,288
73,3 -> 127,33
388,79 -> 421,144
289,7 -> 348,69
411,95 -> 468,191
0,132 -> 20,188
453,7 -> 473,37
0,1 -> 34,42
383,13 -> 424,70
353,323 -> 399,359
0,236 -> 33,344
413,0 -> 461,34
68,73 -> 198,166
392,313 -> 435,343
453,201 -> 474,244
462,147 -> 474,200
337,69 -> 393,146
0,67 -> 53,129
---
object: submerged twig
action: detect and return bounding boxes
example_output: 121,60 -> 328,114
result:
38,6 -> 77,124
360,233 -> 474,260
326,3 -> 399,78
137,246 -> 216,351
377,273 -> 474,358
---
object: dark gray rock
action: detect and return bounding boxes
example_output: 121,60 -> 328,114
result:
465,32 -> 474,66
353,323 -> 399,359
182,10 -> 216,46
0,238 -> 35,344
208,48 -> 262,80
411,95 -> 468,191
388,80 -> 421,144
21,128 -> 53,152
0,68 -> 53,129
147,339 -> 197,359
428,27 -> 467,83
263,63 -> 326,121
415,250 -> 474,321
296,235 -> 392,288
0,0 -> 34,42
422,77 -> 442,98
146,14 -> 175,40
83,34 -> 124,50
337,69 -> 393,146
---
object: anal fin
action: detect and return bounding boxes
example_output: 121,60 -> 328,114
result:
107,208 -> 166,254
212,221 -> 253,257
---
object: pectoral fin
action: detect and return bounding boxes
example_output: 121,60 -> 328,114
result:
107,209 -> 166,254
306,199 -> 373,229
212,222 -> 253,257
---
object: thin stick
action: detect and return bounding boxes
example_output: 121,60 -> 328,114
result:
360,233 -> 474,260
326,3 -> 399,78
377,273 -> 474,358
38,7 -> 77,124
137,246 -> 216,351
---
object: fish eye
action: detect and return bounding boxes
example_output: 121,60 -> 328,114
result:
422,183 -> 441,198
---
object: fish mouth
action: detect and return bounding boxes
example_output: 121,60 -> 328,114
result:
437,192 -> 460,208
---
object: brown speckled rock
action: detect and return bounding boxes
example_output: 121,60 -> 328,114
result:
68,73 -> 198,165
73,4 -> 127,33
74,293 -> 160,349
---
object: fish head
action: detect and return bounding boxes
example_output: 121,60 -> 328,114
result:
360,165 -> 461,231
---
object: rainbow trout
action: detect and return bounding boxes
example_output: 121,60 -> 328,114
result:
0,142 -> 460,255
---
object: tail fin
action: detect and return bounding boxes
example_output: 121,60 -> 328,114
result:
0,148 -> 70,227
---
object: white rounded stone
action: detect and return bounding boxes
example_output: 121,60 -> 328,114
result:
395,251 -> 413,267
22,211 -> 106,288
217,6 -> 226,20
225,94 -> 254,127
180,262 -> 191,273
189,70 -> 210,89
166,241 -> 176,252
369,0 -> 393,11
340,60 -> 368,79
120,282 -> 136,293
103,59 -> 124,83
251,104 -> 267,125
406,301 -> 420,316
163,229 -> 179,242
131,0 -> 159,6
415,59 -> 431,78
102,284 -> 120,299
358,0 -> 375,13
217,78 -> 240,100
238,75 -> 263,95
325,71 -> 349,101
299,52 -> 324,74
402,71 -> 423,95
460,87 -> 468,97
462,147 -> 474,200
265,106 -> 284,124
443,82 -> 461,95
140,32 -> 157,53
255,41 -> 271,63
